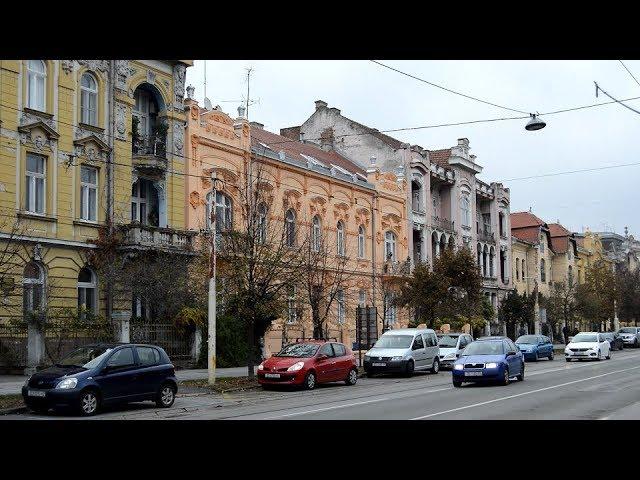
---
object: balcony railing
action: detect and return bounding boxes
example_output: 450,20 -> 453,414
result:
133,134 -> 167,158
431,216 -> 455,233
477,229 -> 495,243
382,258 -> 411,276
119,223 -> 196,252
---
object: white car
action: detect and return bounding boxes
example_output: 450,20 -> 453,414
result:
617,327 -> 640,348
565,332 -> 611,362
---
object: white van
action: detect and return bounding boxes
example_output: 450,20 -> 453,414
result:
363,328 -> 440,377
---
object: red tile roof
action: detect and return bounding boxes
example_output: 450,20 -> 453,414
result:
428,148 -> 452,168
250,126 -> 366,176
548,223 -> 574,254
512,226 -> 543,245
510,211 -> 547,229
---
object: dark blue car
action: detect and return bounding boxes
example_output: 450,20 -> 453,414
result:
22,343 -> 178,416
515,334 -> 554,361
452,337 -> 525,387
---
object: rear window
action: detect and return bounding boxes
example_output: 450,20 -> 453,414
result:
136,346 -> 160,367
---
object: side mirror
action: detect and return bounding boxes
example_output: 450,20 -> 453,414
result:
506,351 -> 516,356
316,354 -> 328,361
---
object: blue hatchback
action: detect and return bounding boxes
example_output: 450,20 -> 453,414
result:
22,343 -> 178,416
452,337 -> 525,387
515,334 -> 554,361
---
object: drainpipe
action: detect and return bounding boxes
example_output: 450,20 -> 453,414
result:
106,61 -> 115,333
371,190 -> 377,334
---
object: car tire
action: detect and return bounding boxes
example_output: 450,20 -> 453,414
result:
77,388 -> 100,416
501,368 -> 510,386
430,358 -> 440,374
548,351 -> 554,361
606,350 -> 611,360
597,350 -> 602,361
635,339 -> 639,348
156,383 -> 176,408
517,363 -> 525,382
404,360 -> 415,377
534,351 -> 539,362
453,380 -> 462,388
565,358 -> 571,362
304,371 -> 316,390
345,368 -> 358,386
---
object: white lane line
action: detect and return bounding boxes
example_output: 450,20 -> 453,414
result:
262,398 -> 390,419
411,364 -> 640,420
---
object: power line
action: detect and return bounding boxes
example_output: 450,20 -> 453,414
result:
370,60 -> 530,115
594,82 -> 640,116
500,161 -> 640,182
618,60 -> 640,89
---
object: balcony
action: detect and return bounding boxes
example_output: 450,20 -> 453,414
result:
477,229 -> 495,244
412,210 -> 427,229
381,258 -> 411,277
118,223 -> 197,253
431,216 -> 455,233
132,134 -> 167,172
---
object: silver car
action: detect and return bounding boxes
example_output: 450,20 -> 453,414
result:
618,327 -> 640,348
437,332 -> 474,368
363,328 -> 440,377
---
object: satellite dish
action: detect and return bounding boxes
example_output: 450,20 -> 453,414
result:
204,97 -> 213,111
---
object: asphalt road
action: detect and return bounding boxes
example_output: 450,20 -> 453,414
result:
6,348 -> 640,420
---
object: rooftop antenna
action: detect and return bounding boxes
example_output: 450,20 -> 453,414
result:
203,60 -> 212,111
245,67 -> 253,120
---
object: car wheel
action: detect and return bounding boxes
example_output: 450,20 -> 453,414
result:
517,363 -> 525,381
453,380 -> 462,388
404,360 -> 415,377
304,371 -> 316,390
549,350 -> 554,361
78,389 -> 100,416
501,368 -> 510,386
635,339 -> 639,348
430,358 -> 440,374
345,368 -> 358,386
565,358 -> 571,362
156,383 -> 176,408
606,350 -> 611,360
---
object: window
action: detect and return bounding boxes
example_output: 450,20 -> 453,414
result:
80,72 -> 98,126
384,231 -> 396,262
460,195 -> 471,227
358,225 -> 365,258
522,259 -> 526,280
358,289 -> 366,307
136,347 -> 160,367
27,60 -> 46,111
23,262 -> 44,314
336,221 -> 345,256
206,191 -> 233,232
412,335 -> 424,350
287,285 -> 297,324
106,347 -> 134,368
515,257 -> 520,281
285,209 -> 296,247
311,215 -> 321,252
318,343 -> 334,357
77,267 -> 97,316
499,212 -> 505,236
337,289 -> 345,324
80,166 -> 98,221
131,179 -> 148,224
540,258 -> 546,283
384,292 -> 396,325
540,237 -> 545,253
257,203 -> 267,244
25,154 -> 46,214
332,343 -> 346,357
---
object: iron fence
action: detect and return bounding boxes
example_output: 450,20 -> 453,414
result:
130,320 -> 194,362
0,324 -> 28,368
43,323 -> 116,364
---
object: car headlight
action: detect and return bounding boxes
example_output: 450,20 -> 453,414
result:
257,363 -> 264,371
454,364 -> 464,370
287,361 -> 305,372
444,353 -> 456,359
391,356 -> 404,361
485,362 -> 498,369
23,376 -> 32,387
55,378 -> 78,390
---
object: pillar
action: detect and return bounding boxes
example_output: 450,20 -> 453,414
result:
25,324 -> 44,375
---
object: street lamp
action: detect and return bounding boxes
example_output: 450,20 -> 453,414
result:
208,173 -> 224,385
525,113 -> 546,131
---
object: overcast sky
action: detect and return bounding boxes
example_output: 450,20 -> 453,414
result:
186,60 -> 640,236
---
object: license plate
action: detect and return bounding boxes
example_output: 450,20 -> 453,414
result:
464,371 -> 483,377
27,390 -> 46,397
264,373 -> 280,379
372,363 -> 386,367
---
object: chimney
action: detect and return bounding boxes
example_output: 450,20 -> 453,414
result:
319,127 -> 335,152
315,100 -> 328,110
458,138 -> 469,148
328,107 -> 341,116
237,104 -> 246,119
249,121 -> 264,130
367,155 -> 379,174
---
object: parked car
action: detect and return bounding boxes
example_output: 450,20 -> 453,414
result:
22,343 -> 178,416
437,332 -> 473,369
364,328 -> 440,377
602,332 -> 624,351
564,332 -> 611,361
515,334 -> 554,361
257,340 -> 357,390
617,327 -> 640,348
452,337 -> 525,387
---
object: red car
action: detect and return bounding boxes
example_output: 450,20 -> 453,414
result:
257,340 -> 358,390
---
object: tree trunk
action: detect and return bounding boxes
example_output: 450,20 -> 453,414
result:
312,308 -> 322,339
247,319 -> 255,379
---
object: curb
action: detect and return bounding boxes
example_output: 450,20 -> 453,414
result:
0,406 -> 27,416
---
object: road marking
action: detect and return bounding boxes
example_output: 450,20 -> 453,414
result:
262,398 -> 391,419
411,364 -> 640,420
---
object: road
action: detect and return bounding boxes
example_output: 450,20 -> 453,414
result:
5,348 -> 640,420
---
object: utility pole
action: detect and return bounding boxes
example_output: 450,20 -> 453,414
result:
208,170 -> 218,385
245,67 -> 253,120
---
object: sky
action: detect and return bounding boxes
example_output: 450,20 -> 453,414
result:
185,60 -> 640,236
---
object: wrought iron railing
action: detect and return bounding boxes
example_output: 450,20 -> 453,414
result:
130,319 -> 195,362
0,324 -> 28,368
133,134 -> 167,158
431,216 -> 455,232
477,230 -> 495,243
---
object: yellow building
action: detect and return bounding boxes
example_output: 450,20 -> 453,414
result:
574,230 -> 614,284
0,60 -> 192,372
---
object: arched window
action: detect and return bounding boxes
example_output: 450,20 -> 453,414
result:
285,209 -> 296,247
515,257 -> 520,281
78,267 -> 97,316
489,247 -> 495,277
336,221 -> 345,256
358,225 -> 366,258
522,259 -> 526,281
206,192 -> 233,232
540,258 -> 546,283
80,72 -> 98,126
311,215 -> 321,252
23,261 -> 44,314
385,231 -> 396,262
460,195 -> 471,227
27,60 -> 46,111
257,203 -> 267,244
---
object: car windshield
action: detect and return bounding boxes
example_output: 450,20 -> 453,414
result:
602,333 -> 613,339
56,346 -> 113,369
462,341 -> 504,356
373,335 -> 413,349
437,335 -> 460,348
516,335 -> 539,344
619,328 -> 636,334
276,343 -> 319,358
572,334 -> 598,343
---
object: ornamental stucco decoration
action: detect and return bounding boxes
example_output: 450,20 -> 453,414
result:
115,60 -> 134,91
173,121 -> 184,154
147,70 -> 156,85
173,64 -> 186,110
77,60 -> 109,72
115,103 -> 128,141
61,60 -> 74,75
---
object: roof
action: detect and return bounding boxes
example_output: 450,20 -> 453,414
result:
250,126 -> 365,176
429,148 -> 452,168
511,211 -> 547,229
548,223 -> 575,254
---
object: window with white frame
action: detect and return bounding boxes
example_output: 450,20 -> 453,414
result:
384,292 -> 396,325
336,221 -> 345,255
312,215 -> 321,252
336,289 -> 345,324
385,231 -> 396,262
80,165 -> 98,222
27,60 -> 46,111
77,267 -> 97,317
287,285 -> 297,324
131,179 -> 148,224
206,192 -> 233,232
358,225 -> 366,258
285,209 -> 296,247
23,262 -> 44,315
80,72 -> 98,126
460,194 -> 471,227
257,203 -> 267,244
25,154 -> 46,214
